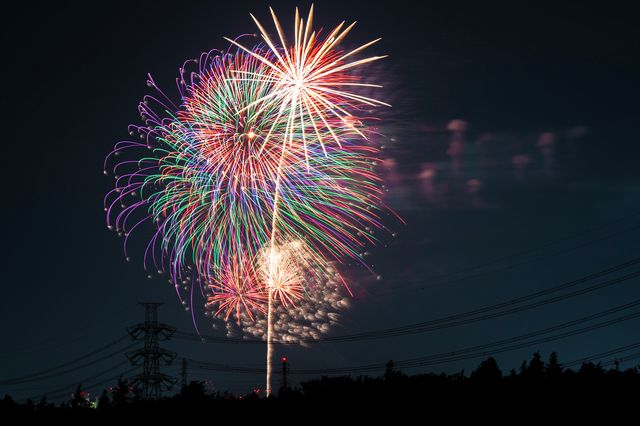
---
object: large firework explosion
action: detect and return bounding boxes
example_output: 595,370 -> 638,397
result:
104,6 -> 393,394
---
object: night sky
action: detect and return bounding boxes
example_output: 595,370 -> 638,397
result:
2,0 -> 639,399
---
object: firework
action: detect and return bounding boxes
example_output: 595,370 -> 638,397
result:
226,5 -> 389,160
211,241 -> 351,345
104,6 -> 391,396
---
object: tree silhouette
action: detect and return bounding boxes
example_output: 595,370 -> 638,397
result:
112,377 -> 133,408
546,351 -> 562,381
525,351 -> 545,381
384,360 -> 403,381
97,390 -> 110,411
2,349 -> 640,414
180,381 -> 208,402
471,357 -> 502,384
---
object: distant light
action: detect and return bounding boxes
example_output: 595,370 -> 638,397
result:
281,357 -> 287,363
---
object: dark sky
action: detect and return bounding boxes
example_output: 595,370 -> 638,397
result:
2,0 -> 640,399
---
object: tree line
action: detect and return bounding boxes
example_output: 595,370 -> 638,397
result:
3,350 -> 640,415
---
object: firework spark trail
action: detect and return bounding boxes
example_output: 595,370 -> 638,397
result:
105,5 -> 393,396
232,5 -> 391,394
265,137 -> 288,396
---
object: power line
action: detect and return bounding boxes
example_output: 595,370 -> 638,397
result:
175,257 -> 640,344
393,299 -> 640,365
0,336 -> 129,385
318,270 -> 640,343
0,312 -> 137,360
38,367 -> 140,403
1,342 -> 137,385
392,311 -> 640,370
306,309 -> 640,372
564,341 -> 640,368
601,352 -> 640,368
25,360 -> 134,402
185,299 -> 640,375
7,253 -> 640,397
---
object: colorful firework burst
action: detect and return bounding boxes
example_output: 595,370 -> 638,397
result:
104,6 -> 394,395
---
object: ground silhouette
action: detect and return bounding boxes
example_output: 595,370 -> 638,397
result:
2,351 -> 639,417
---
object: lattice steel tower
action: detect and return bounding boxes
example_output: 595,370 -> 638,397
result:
127,303 -> 177,399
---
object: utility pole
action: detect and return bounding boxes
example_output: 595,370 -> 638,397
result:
127,303 -> 177,399
181,358 -> 188,391
280,356 -> 289,393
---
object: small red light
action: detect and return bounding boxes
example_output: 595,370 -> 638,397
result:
281,357 -> 287,362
